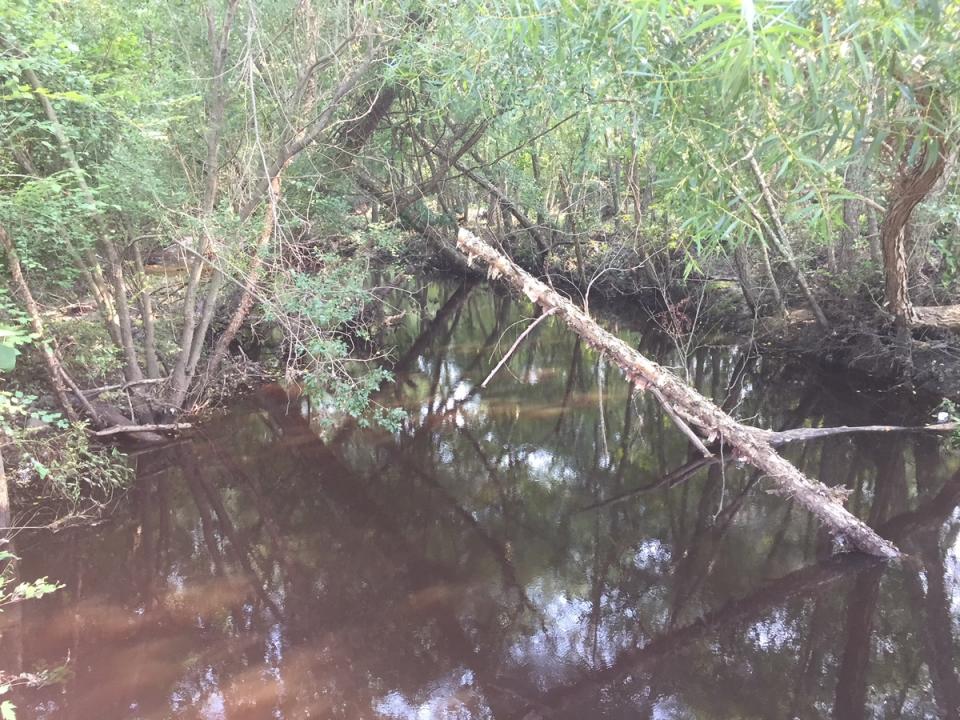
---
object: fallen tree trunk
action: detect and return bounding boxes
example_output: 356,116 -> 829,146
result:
456,227 -> 900,559
915,305 -> 960,329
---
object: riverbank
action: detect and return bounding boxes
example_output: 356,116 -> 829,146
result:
409,227 -> 960,404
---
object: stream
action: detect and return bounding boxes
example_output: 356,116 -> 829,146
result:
4,279 -> 960,719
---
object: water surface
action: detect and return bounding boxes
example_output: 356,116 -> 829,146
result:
5,280 -> 960,719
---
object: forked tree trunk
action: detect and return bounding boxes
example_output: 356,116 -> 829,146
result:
205,174 -> 283,379
131,241 -> 161,379
456,227 -> 899,559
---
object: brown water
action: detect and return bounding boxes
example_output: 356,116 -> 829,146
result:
4,280 -> 960,719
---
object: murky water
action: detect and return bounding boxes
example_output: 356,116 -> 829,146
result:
4,280 -> 960,719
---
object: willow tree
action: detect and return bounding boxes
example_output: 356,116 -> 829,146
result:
368,0 -> 959,328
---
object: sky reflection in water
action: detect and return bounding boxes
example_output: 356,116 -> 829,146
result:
5,279 -> 960,719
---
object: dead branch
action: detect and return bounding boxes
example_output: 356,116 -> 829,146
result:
82,377 -> 169,398
91,423 -> 193,438
481,309 -> 557,388
762,422 -> 959,446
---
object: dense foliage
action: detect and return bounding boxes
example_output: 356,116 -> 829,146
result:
0,0 -> 957,438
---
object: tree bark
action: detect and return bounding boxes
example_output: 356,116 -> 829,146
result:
866,206 -> 881,265
914,305 -> 960,328
131,241 -> 161,379
880,90 -> 948,328
757,235 -> 786,316
840,161 -> 865,270
732,242 -> 759,313
456,227 -> 899,558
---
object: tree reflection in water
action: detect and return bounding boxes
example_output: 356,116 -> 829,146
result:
6,280 -> 960,719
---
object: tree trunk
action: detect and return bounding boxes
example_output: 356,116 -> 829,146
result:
840,161 -> 865,270
879,89 -> 947,329
866,207 -> 881,265
758,236 -> 786,316
881,220 -> 919,328
169,0 -> 241,407
0,445 -> 9,530
1,225 -> 78,422
131,241 -> 161,379
21,65 -> 142,378
732,242 -> 759,313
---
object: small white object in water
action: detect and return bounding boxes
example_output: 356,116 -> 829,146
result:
937,411 -> 950,423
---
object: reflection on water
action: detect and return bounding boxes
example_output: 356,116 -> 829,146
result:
4,280 -> 960,719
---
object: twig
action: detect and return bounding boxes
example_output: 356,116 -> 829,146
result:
480,309 -> 557,388
82,377 -> 168,397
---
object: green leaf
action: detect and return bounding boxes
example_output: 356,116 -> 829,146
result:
0,345 -> 17,372
31,458 -> 50,480
1,699 -> 15,720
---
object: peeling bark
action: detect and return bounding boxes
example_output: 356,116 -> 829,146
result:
914,305 -> 960,328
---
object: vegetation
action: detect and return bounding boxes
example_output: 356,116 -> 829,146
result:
3,3 -> 960,714
0,1 -> 958,494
